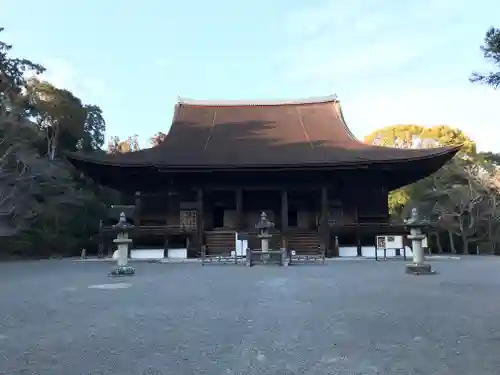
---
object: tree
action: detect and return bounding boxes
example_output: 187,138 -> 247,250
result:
0,110 -> 38,236
470,26 -> 500,89
128,134 -> 140,152
25,79 -> 86,160
150,132 -> 167,147
108,136 -> 129,154
479,151 -> 500,166
364,124 -> 474,216
429,162 -> 484,253
365,124 -> 475,154
0,28 -> 111,259
80,104 -> 106,151
0,28 -> 45,237
367,124 -> 500,254
0,28 -> 44,113
107,135 -> 140,154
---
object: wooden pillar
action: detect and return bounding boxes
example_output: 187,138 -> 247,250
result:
355,204 -> 362,256
281,189 -> 288,249
320,186 -> 330,254
236,187 -> 243,231
98,220 -> 104,258
134,191 -> 141,226
165,192 -> 171,226
197,188 -> 204,250
133,192 -> 141,256
164,192 -> 170,258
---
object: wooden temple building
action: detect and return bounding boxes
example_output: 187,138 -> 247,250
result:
67,96 -> 460,258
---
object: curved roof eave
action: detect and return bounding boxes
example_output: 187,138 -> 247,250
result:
66,151 -> 150,167
66,144 -> 461,171
386,147 -> 461,190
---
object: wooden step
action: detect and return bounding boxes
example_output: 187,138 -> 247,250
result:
287,230 -> 322,253
204,231 -> 236,255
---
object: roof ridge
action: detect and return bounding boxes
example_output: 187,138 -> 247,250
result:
177,95 -> 338,107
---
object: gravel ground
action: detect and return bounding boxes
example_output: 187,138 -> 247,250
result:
0,257 -> 499,375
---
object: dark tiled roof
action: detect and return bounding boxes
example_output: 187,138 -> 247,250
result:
67,96 -> 461,169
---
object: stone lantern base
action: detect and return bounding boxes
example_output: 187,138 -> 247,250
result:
109,265 -> 136,277
405,263 -> 435,275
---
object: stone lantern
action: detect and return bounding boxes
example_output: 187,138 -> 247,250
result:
255,212 -> 274,253
110,212 -> 135,276
405,208 -> 434,275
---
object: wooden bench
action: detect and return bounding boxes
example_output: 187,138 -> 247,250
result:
200,245 -> 244,265
288,246 -> 326,265
245,248 -> 288,267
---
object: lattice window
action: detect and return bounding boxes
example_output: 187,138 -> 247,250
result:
180,210 -> 198,230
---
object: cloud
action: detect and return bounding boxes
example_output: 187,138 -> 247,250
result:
276,0 -> 500,152
38,57 -> 114,104
280,0 -> 468,83
280,34 -> 440,83
284,0 -> 381,38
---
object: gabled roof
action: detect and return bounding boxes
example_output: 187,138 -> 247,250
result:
67,95 -> 461,170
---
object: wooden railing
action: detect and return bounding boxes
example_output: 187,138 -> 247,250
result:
101,224 -> 197,235
327,222 -> 414,235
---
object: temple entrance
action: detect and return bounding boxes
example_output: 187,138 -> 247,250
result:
213,207 -> 225,228
288,209 -> 298,227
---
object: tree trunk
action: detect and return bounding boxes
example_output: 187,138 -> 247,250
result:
47,127 -> 58,161
461,232 -> 469,255
489,195 -> 496,254
47,137 -> 52,160
488,215 -> 493,254
447,230 -> 456,254
493,225 -> 500,255
49,140 -> 57,161
49,146 -> 55,160
435,231 -> 443,253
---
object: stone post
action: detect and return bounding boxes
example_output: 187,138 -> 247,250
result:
110,212 -> 136,277
405,208 -> 435,275
115,233 -> 131,267
410,228 -> 425,264
280,248 -> 289,267
261,237 -> 269,253
245,247 -> 252,267
255,212 -> 274,264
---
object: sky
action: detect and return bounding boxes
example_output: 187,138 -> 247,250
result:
2,0 -> 499,151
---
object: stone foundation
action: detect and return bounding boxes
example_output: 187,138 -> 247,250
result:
405,263 -> 435,275
109,265 -> 136,277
